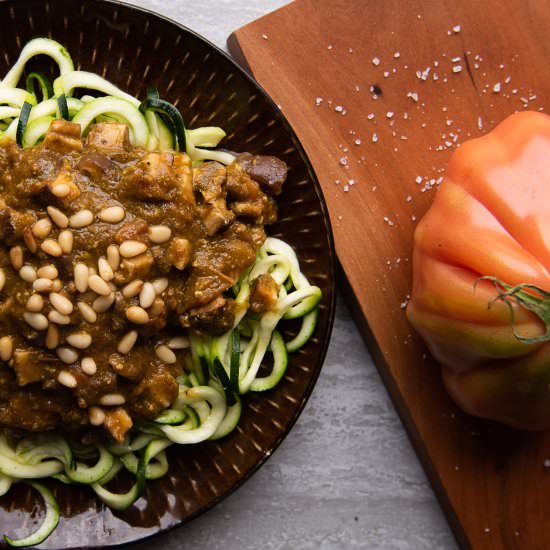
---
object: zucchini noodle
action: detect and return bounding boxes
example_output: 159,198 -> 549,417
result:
0,38 -> 322,547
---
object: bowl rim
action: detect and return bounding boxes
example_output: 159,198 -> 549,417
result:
0,0 -> 337,547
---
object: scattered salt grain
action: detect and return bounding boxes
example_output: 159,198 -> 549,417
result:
355,85 -> 360,92
339,157 -> 348,166
386,111 -> 394,119
315,97 -> 323,106
354,139 -> 362,145
451,56 -> 461,63
453,25 -> 461,33
452,65 -> 463,73
493,82 -> 501,93
415,176 -> 423,184
384,71 -> 390,78
394,52 -> 401,58
335,105 -> 343,112
261,34 -> 268,40
407,91 -> 419,102
372,57 -> 380,66
327,44 -> 333,50
372,133 -> 379,143
367,113 -> 375,120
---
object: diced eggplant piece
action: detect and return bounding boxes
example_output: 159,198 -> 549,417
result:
249,273 -> 280,314
87,123 -> 130,151
201,199 -> 235,236
114,251 -> 154,284
238,152 -> 287,196
185,296 -> 235,335
226,161 -> 262,200
42,120 -> 83,153
192,161 -> 226,202
166,237 -> 192,270
103,407 -> 133,443
77,152 -> 118,181
12,348 -> 59,386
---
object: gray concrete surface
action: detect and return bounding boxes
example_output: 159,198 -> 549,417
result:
126,1 -> 458,548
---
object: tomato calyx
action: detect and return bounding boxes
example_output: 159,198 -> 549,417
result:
479,276 -> 550,344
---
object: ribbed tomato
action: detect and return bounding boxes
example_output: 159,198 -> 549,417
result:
407,111 -> 550,430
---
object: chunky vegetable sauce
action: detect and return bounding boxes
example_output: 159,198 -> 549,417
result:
0,120 -> 286,441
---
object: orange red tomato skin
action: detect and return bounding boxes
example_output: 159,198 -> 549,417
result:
407,111 -> 550,430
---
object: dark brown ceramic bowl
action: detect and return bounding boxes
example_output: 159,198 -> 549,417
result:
0,1 -> 335,548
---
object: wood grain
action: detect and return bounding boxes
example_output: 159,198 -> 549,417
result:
228,1 -> 550,548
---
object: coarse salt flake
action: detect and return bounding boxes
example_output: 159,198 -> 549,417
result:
386,111 -> 394,118
452,65 -> 463,73
372,133 -> 379,143
315,97 -> 323,106
407,91 -> 419,102
335,105 -> 343,112
453,25 -> 461,33
493,82 -> 501,93
372,57 -> 380,66
261,34 -> 268,40
354,139 -> 362,145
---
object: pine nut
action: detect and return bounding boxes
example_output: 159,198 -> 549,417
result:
167,336 -> 190,349
66,332 -> 92,349
23,312 -> 48,331
26,294 -> 44,312
0,336 -> 14,361
81,357 -> 97,375
88,274 -> 111,296
69,209 -> 94,228
148,298 -> 165,318
48,310 -> 71,325
52,183 -> 70,198
58,230 -> 74,254
152,277 -> 169,295
117,330 -> 137,354
126,306 -> 149,324
77,301 -> 97,323
47,206 -> 68,228
149,225 -> 172,243
99,393 -> 126,406
139,282 -> 156,309
37,265 -> 58,279
56,347 -> 78,364
89,406 -> 105,425
92,293 -> 115,313
122,279 -> 143,298
45,324 -> 60,349
107,245 -> 120,271
155,344 -> 177,364
119,240 -> 147,258
74,263 -> 89,292
10,246 -> 23,270
98,257 -> 114,281
99,206 -> 125,224
19,265 -> 37,283
33,278 -> 55,292
32,218 -> 53,239
41,239 -> 62,257
51,278 -> 63,292
23,228 -> 37,253
0,269 -> 5,291
57,370 -> 77,388
49,292 -> 73,315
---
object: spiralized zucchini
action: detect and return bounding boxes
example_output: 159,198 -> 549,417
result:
0,38 -> 322,547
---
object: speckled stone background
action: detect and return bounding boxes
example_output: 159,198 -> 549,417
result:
125,1 -> 457,548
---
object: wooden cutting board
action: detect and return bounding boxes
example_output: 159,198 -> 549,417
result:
228,1 -> 550,548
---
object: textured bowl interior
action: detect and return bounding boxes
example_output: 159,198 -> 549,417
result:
0,1 -> 336,548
